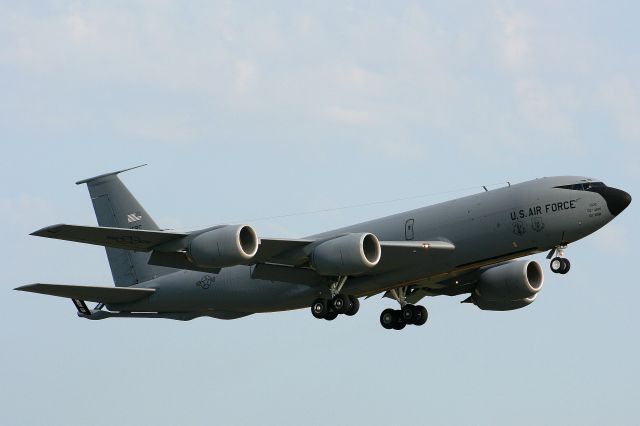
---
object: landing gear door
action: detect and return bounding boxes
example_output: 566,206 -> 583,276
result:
405,219 -> 415,240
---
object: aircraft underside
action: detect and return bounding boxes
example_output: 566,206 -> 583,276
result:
16,167 -> 631,330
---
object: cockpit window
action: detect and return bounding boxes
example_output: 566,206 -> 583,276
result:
555,182 -> 606,191
584,182 -> 606,190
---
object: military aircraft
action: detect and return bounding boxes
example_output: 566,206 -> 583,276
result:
16,166 -> 631,330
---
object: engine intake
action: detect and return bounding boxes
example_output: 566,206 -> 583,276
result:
311,233 -> 381,276
187,225 -> 259,268
472,260 -> 544,311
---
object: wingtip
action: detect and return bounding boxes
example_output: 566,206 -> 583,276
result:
30,224 -> 65,237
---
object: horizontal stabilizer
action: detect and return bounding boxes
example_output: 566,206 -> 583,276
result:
15,283 -> 155,303
75,164 -> 147,185
31,224 -> 187,251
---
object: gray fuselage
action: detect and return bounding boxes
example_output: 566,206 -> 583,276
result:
110,176 -> 624,318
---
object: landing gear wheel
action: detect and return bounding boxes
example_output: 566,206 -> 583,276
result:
559,258 -> 571,274
311,298 -> 328,319
345,296 -> 360,316
401,304 -> 416,324
380,309 -> 395,329
392,312 -> 406,330
414,305 -> 428,326
324,310 -> 338,321
331,293 -> 351,314
550,257 -> 564,273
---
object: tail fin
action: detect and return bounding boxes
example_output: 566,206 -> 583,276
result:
76,165 -> 174,286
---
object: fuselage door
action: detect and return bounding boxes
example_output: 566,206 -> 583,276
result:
405,219 -> 415,240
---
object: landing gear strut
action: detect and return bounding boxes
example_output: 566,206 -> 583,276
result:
379,287 -> 428,330
310,276 -> 360,321
548,245 -> 571,274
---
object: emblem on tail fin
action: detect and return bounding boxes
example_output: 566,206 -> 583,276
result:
127,212 -> 143,223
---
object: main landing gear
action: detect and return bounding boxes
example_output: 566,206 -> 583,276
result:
379,287 -> 428,330
310,277 -> 360,321
548,245 -> 571,274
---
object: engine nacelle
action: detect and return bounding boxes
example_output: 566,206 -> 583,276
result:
187,225 -> 259,268
473,294 -> 538,311
472,260 -> 544,311
311,233 -> 381,276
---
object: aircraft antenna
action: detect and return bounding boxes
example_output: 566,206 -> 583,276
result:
215,181 -> 508,224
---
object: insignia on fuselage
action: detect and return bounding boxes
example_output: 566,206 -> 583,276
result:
512,221 -> 526,236
531,217 -> 545,232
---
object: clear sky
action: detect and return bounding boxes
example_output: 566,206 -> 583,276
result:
1,1 -> 638,425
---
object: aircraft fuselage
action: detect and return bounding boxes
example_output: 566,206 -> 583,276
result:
108,176 -> 627,318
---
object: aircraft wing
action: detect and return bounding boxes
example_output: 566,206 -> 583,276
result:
15,283 -> 155,304
380,240 -> 455,254
31,224 -> 187,251
253,239 -> 455,267
253,238 -> 315,265
32,224 -> 315,266
375,240 -> 455,270
31,223 -> 455,282
250,240 -> 455,284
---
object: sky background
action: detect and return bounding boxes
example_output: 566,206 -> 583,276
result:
1,1 -> 638,425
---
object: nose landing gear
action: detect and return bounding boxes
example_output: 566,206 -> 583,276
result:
548,245 -> 570,274
550,257 -> 570,274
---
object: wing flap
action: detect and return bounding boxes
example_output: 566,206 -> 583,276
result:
374,240 -> 456,272
253,238 -> 314,265
380,240 -> 455,251
31,224 -> 187,251
148,251 -> 221,273
15,283 -> 155,303
251,263 -> 326,286
252,239 -> 455,267
144,238 -> 314,272
380,240 -> 455,260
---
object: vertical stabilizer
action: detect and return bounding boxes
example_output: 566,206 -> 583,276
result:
76,165 -> 174,286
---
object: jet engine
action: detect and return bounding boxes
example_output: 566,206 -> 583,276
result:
187,225 -> 259,268
311,233 -> 381,276
471,260 -> 544,311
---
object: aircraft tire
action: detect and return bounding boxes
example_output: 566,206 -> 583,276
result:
345,296 -> 359,316
414,305 -> 428,326
401,304 -> 416,324
392,312 -> 406,330
560,258 -> 571,274
550,257 -> 564,273
324,310 -> 338,321
311,298 -> 328,319
332,294 -> 351,314
380,309 -> 395,329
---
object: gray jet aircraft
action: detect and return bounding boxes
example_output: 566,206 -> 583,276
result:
17,166 -> 631,330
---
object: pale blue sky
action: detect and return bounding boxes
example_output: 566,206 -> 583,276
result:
1,2 -> 638,425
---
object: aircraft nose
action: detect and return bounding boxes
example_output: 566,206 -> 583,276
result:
602,187 -> 632,216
